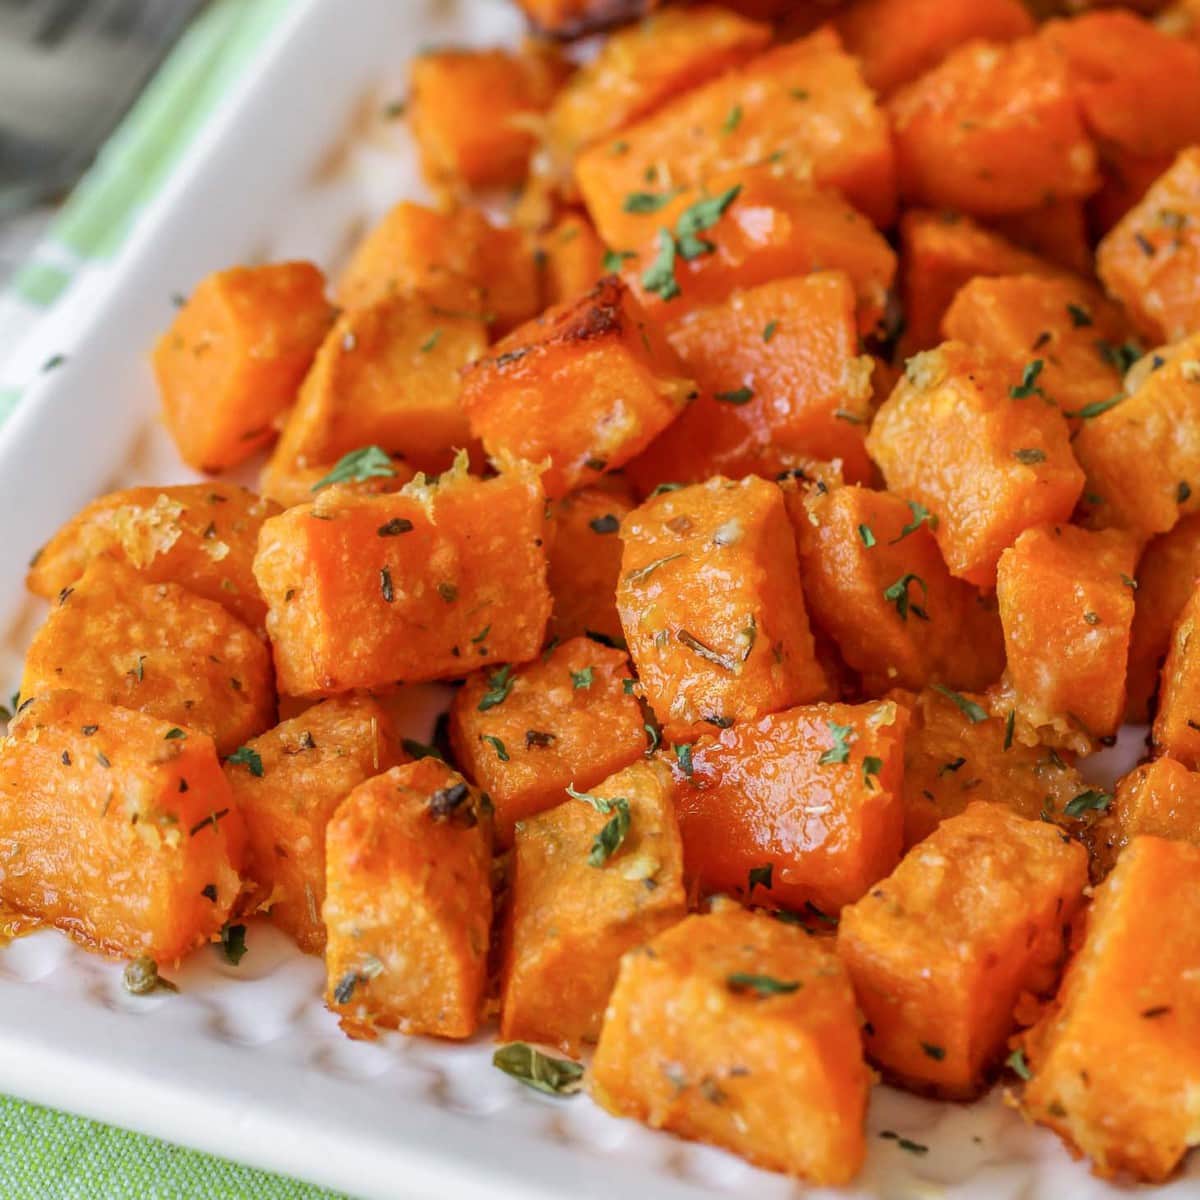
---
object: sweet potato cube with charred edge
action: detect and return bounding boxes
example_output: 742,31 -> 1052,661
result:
1020,837 -> 1200,1182
626,273 -> 876,492
672,699 -> 907,914
837,802 -> 1088,1098
1093,758 -> 1200,878
500,758 -> 685,1054
790,485 -> 1004,695
1153,581 -> 1200,769
324,759 -> 492,1040
866,342 -> 1085,588
253,462 -> 551,696
887,37 -> 1098,218
226,695 -> 406,953
590,902 -> 870,1186
995,525 -> 1138,742
575,27 -> 896,241
533,215 -> 607,309
617,476 -> 826,741
27,484 -> 280,636
21,560 -> 275,757
0,692 -> 244,962
449,638 -> 646,846
460,277 -> 695,499
1097,148 -> 1200,345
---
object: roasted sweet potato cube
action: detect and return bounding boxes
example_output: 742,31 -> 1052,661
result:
888,37 -> 1098,217
27,484 -> 280,636
1020,836 -> 1200,1182
1093,758 -> 1200,877
995,525 -> 1138,742
324,759 -> 492,1040
625,273 -> 876,492
533,214 -> 606,308
515,0 -> 652,37
590,902 -> 870,1186
833,0 -> 1033,96
990,196 -> 1092,274
791,485 -> 1004,694
1096,148 -> 1200,344
408,44 -> 564,192
575,27 -> 897,240
460,277 -> 695,499
152,262 -> 332,471
0,692 -> 244,962
500,758 -> 685,1053
617,476 -> 826,740
253,461 -> 552,696
1073,333 -> 1200,538
449,638 -> 646,846
21,561 -> 275,757
672,699 -> 907,914
866,342 -> 1085,588
225,695 -> 406,952
837,802 -> 1088,1098
1152,581 -> 1200,768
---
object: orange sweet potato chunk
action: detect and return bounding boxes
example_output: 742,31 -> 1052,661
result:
21,561 -> 275,758
575,27 -> 897,238
226,694 -> 406,953
625,273 -> 876,492
1096,148 -> 1200,344
617,476 -> 826,740
1020,836 -> 1200,1182
995,525 -> 1138,741
1152,581 -> 1200,768
500,758 -> 686,1053
449,638 -> 646,846
460,277 -> 695,499
1093,758 -> 1200,877
672,699 -> 907,914
253,462 -> 551,696
0,692 -> 244,962
533,214 -> 606,308
324,759 -> 492,1040
27,484 -> 280,636
837,802 -> 1088,1098
152,262 -> 332,472
990,196 -> 1092,274
888,37 -> 1099,217
791,485 -> 1005,694
833,0 -> 1033,96
866,342 -> 1085,588
590,902 -> 870,1186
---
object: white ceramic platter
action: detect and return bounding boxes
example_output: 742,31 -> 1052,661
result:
0,2 -> 1195,1196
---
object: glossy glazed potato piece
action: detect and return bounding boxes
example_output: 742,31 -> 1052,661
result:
897,209 -> 1060,354
460,277 -> 695,499
335,201 -> 538,335
449,638 -> 646,846
673,700 -> 908,914
515,0 -> 653,37
617,476 -> 826,740
225,695 -> 406,953
942,275 -> 1128,431
591,903 -> 870,1186
263,296 -> 486,482
1092,758 -> 1200,876
990,197 -> 1092,274
153,262 -> 332,471
546,487 -> 632,645
575,27 -> 897,239
833,0 -> 1033,96
259,455 -> 417,511
791,485 -> 1004,694
21,561 -> 275,757
0,692 -> 244,962
1073,333 -> 1200,538
1096,148 -> 1200,344
408,44 -> 564,192
867,343 -> 1085,588
28,484 -> 279,636
625,273 -> 876,492
324,759 -> 492,1040
253,461 -> 552,696
899,685 -> 1090,849
1020,837 -> 1200,1182
1153,582 -> 1200,768
500,758 -> 686,1053
533,214 -> 606,308
888,38 -> 1098,217
837,803 -> 1088,1098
